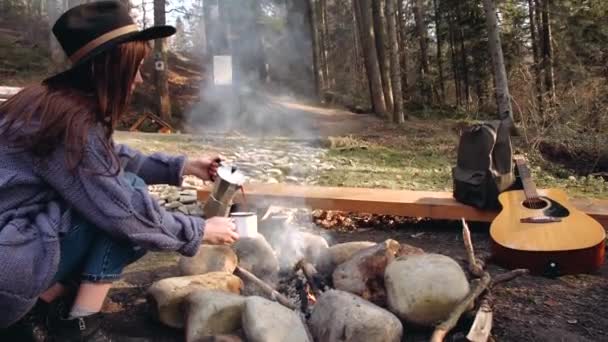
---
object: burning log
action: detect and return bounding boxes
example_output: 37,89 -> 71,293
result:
431,219 -> 529,342
234,266 -> 297,311
295,259 -> 327,298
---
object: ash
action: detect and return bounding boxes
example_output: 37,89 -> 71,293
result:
276,270 -> 313,318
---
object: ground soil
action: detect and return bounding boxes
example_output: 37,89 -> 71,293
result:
101,216 -> 608,342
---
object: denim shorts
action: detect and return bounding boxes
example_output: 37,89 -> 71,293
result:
52,172 -> 147,284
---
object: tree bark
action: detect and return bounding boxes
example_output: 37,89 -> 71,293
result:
285,0 -> 315,97
387,0 -> 405,123
528,0 -> 544,116
319,0 -> 330,89
154,0 -> 171,121
482,0 -> 514,125
141,0 -> 147,28
354,0 -> 387,117
456,2 -> 470,108
540,0 -> 555,101
397,0 -> 409,100
413,0 -> 430,102
373,0 -> 394,115
47,0 -> 65,70
433,0 -> 445,104
309,0 -> 326,100
448,9 -> 461,107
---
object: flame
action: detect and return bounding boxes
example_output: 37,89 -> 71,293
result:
307,290 -> 317,304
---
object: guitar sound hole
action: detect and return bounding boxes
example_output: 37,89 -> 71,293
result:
523,198 -> 549,210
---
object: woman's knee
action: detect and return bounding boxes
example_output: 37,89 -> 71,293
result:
80,236 -> 147,283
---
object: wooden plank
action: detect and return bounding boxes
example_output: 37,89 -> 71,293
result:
197,184 -> 608,227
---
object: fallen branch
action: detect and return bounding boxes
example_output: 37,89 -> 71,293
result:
467,292 -> 493,342
461,218 -> 485,277
491,269 -> 529,286
295,259 -> 325,297
430,273 -> 492,342
431,219 -> 528,342
234,266 -> 297,310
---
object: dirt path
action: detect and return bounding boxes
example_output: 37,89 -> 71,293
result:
181,92 -> 384,138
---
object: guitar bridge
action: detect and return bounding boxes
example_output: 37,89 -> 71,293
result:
520,216 -> 562,223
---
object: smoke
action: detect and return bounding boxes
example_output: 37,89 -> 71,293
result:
179,1 -> 334,270
259,210 -> 334,271
182,0 -> 319,138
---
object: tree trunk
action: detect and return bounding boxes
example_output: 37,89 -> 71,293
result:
448,10 -> 461,107
47,0 -> 65,70
397,0 -> 409,100
309,0 -> 326,100
413,0 -> 430,102
354,0 -> 388,116
373,0 -> 394,115
456,2 -> 470,108
433,0 -> 445,104
540,0 -> 555,101
285,0 -> 316,97
527,0 -> 543,116
320,0 -> 331,88
154,0 -> 171,121
387,0 -> 405,123
482,0 -> 514,125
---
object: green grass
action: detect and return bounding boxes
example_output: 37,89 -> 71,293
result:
318,135 -> 456,192
317,120 -> 608,199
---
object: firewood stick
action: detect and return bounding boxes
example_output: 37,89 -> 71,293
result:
295,259 -> 324,297
491,269 -> 528,286
234,266 -> 297,310
461,218 -> 484,277
430,272 -> 492,342
466,292 -> 493,342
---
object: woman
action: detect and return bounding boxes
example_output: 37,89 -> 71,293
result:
0,1 -> 238,340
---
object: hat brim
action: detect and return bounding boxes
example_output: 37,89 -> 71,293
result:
44,25 -> 176,84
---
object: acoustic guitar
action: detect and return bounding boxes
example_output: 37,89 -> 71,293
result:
490,155 -> 606,276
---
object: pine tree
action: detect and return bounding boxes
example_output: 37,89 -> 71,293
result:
173,16 -> 188,52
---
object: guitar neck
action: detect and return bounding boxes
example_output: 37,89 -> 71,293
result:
515,158 -> 540,199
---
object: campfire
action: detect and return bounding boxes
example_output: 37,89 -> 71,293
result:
146,209 -> 527,342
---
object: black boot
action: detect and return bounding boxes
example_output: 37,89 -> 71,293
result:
48,312 -> 111,342
0,299 -> 50,342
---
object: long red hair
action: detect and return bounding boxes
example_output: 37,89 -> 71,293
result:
0,40 -> 150,172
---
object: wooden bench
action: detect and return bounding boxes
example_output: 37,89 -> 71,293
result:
0,86 -> 21,103
197,184 -> 608,228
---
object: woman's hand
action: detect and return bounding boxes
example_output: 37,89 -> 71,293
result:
184,155 -> 222,181
202,217 -> 239,245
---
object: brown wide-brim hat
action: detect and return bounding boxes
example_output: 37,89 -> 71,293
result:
44,0 -> 175,83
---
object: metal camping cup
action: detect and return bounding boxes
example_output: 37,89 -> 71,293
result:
202,164 -> 246,218
230,212 -> 258,238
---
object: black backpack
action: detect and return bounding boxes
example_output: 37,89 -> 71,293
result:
452,120 -> 515,210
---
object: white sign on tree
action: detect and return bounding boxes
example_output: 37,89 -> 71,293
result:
213,55 -> 233,85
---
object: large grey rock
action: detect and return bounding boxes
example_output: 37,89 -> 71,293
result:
233,234 -> 279,282
385,253 -> 470,327
179,245 -> 238,276
309,290 -> 403,342
316,241 -> 376,275
184,290 -> 246,342
147,272 -> 243,328
242,296 -> 311,342
332,239 -> 402,305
